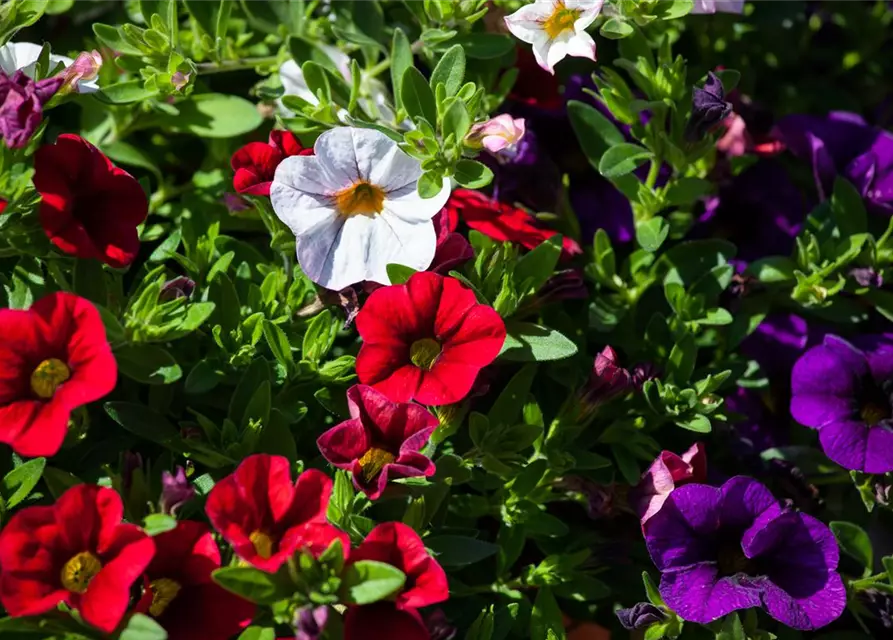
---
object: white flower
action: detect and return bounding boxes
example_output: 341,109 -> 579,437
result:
691,0 -> 745,14
270,127 -> 451,290
0,42 -> 100,93
504,0 -> 604,75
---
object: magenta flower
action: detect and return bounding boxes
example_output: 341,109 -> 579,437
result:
317,385 -> 438,500
581,346 -> 634,409
631,443 -> 707,524
645,476 -> 846,630
791,334 -> 893,473
0,69 -> 62,148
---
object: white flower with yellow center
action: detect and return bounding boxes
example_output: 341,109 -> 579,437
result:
270,127 -> 451,291
504,0 -> 604,74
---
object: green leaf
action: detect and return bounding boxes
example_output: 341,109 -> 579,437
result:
830,176 -> 868,236
531,586 -> 566,640
212,566 -> 295,604
514,235 -> 562,296
430,44 -> 466,97
714,69 -> 741,94
489,364 -> 537,428
500,322 -> 578,362
237,627 -> 276,640
101,140 -> 162,181
96,80 -> 156,104
442,99 -> 471,141
1,458 -> 46,510
105,401 -> 180,445
162,94 -> 262,138
447,34 -> 514,59
184,359 -> 224,394
72,258 -> 108,306
114,344 -> 182,385
716,612 -> 745,640
119,613 -> 168,640
386,263 -> 417,285
830,521 -> 873,569
242,380 -> 271,428
700,308 -> 733,326
391,29 -> 413,109
454,160 -> 493,189
302,309 -> 338,363
339,560 -> 406,605
263,320 -> 294,371
600,17 -> 634,39
677,414 -> 712,433
301,61 -> 332,103
142,513 -> 178,536
418,171 -> 444,198
567,100 -> 625,169
664,177 -> 713,206
667,332 -> 697,384
745,256 -> 796,284
598,143 -> 653,178
636,217 -> 670,252
401,67 -> 437,125
426,535 -> 500,567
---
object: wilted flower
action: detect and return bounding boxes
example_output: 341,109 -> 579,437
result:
159,466 -> 195,515
615,602 -> 666,630
160,276 -> 196,302
270,127 -> 451,290
630,443 -> 707,524
295,605 -> 329,640
504,1 -> 604,74
644,476 -> 846,629
222,192 -> 251,213
685,72 -> 732,141
861,588 -> 893,630
466,114 -> 526,157
430,209 -> 474,275
317,385 -> 438,500
0,69 -> 62,148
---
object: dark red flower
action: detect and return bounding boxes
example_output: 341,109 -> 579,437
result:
134,521 -> 255,640
317,385 -> 438,500
445,189 -> 581,260
356,271 -> 506,406
508,47 -> 563,112
0,198 -> 7,213
0,292 -> 117,457
430,209 -> 473,275
0,484 -> 155,634
231,130 -> 312,196
343,522 -> 449,640
34,134 -> 148,267
205,454 -> 348,572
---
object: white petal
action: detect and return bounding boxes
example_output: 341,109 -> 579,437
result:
295,216 -> 357,290
343,127 -> 400,184
273,154 -> 351,197
572,0 -> 604,30
503,2 -> 550,44
0,44 -> 18,75
368,144 -> 422,193
691,0 -> 717,13
531,34 -> 556,74
545,34 -> 571,71
382,177 -> 451,224
3,42 -> 42,75
312,127 -> 367,185
363,214 -> 437,285
319,43 -> 352,81
567,30 -> 597,61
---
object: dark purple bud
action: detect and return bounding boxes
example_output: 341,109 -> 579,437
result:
684,72 -> 732,142
540,269 -> 588,304
850,266 -> 883,288
616,602 -> 666,630
121,451 -> 144,491
631,362 -> 659,389
0,70 -> 63,149
860,589 -> 893,630
424,609 -> 457,640
582,346 -> 634,407
159,276 -> 196,301
159,466 -> 195,515
295,605 -> 329,640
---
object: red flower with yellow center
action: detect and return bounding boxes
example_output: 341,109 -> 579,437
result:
0,292 -> 117,457
317,385 -> 438,500
204,454 -> 348,572
0,484 -> 155,634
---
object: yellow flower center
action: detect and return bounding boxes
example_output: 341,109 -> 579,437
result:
148,578 -> 182,617
249,530 -> 275,559
333,181 -> 386,217
409,338 -> 442,371
542,2 -> 581,39
358,447 -> 396,482
861,402 -> 890,426
60,551 -> 102,594
31,358 -> 71,399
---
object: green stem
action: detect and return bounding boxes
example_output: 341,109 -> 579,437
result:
195,55 -> 280,75
645,159 -> 661,190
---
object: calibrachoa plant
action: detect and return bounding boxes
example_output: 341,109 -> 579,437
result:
2,1 -> 893,639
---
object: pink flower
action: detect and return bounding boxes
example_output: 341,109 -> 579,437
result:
631,443 -> 707,524
466,114 -> 526,157
60,51 -> 102,93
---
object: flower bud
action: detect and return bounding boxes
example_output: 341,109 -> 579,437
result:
159,466 -> 195,515
466,114 -> 526,158
616,602 -> 666,630
159,276 -> 196,301
295,605 -> 329,640
684,72 -> 732,142
60,50 -> 102,93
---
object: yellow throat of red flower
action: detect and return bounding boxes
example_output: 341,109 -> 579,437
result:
148,577 -> 182,617
410,338 -> 442,371
31,358 -> 71,399
358,447 -> 396,482
249,530 -> 275,560
60,551 -> 102,594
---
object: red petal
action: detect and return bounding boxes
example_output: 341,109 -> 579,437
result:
146,521 -> 219,587
433,276 -> 479,339
285,467 -> 333,525
156,583 -> 255,640
317,418 -> 369,467
356,283 -> 419,346
344,603 -> 429,640
415,361 -> 480,406
55,485 -> 123,556
268,130 -> 306,157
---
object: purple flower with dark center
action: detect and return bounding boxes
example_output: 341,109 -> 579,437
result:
0,69 -> 63,148
159,466 -> 195,515
775,111 -> 893,216
615,602 -> 666,630
791,334 -> 893,472
644,476 -> 846,629
685,72 -> 732,142
295,605 -> 328,640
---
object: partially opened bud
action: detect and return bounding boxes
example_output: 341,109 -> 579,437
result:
466,114 -> 526,158
60,50 -> 102,93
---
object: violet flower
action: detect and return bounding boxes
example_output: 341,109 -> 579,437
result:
791,334 -> 893,473
615,602 -> 666,630
0,69 -> 63,148
644,476 -> 846,629
850,266 -> 884,289
159,466 -> 196,515
295,605 -> 328,640
685,72 -> 732,142
775,111 -> 893,216
466,114 -> 526,158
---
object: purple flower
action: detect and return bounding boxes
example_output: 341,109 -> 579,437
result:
791,334 -> 893,473
159,466 -> 195,515
850,266 -> 884,288
615,602 -> 666,630
775,111 -> 893,216
644,476 -> 846,629
685,72 -> 732,142
740,313 -> 812,378
295,605 -> 328,640
0,69 -> 62,148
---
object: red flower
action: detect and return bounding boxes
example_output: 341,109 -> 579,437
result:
205,454 -> 348,572
445,189 -> 581,260
34,134 -> 148,268
0,198 -> 7,214
0,292 -> 117,457
356,271 -> 506,406
430,209 -> 474,275
134,521 -> 255,640
345,603 -> 429,640
317,385 -> 438,500
231,130 -> 312,196
0,484 -> 155,633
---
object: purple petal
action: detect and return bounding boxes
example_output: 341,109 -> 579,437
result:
644,484 -> 722,571
660,565 -> 762,625
718,476 -> 778,531
759,572 -> 846,630
817,419 -> 871,471
865,424 -> 893,474
791,336 -> 867,399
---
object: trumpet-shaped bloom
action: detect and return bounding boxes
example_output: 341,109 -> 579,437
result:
0,41 -> 100,93
0,484 -> 155,633
466,114 -> 527,157
356,272 -> 506,406
270,127 -> 451,290
317,385 -> 438,500
504,1 -> 604,74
